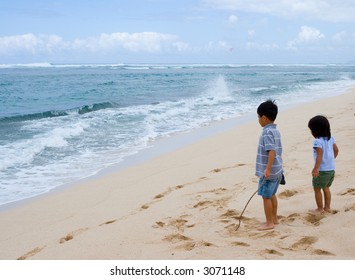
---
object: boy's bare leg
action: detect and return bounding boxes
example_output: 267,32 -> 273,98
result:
313,187 -> 325,213
323,187 -> 332,213
271,195 -> 279,224
259,197 -> 275,230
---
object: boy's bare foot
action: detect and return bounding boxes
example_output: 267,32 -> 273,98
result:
258,223 -> 275,231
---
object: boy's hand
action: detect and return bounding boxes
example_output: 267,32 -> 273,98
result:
264,150 -> 275,179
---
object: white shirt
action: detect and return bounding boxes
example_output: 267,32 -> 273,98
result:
313,137 -> 335,171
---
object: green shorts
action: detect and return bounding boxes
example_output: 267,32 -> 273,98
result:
313,171 -> 335,188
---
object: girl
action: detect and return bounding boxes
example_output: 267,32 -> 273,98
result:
308,115 -> 339,214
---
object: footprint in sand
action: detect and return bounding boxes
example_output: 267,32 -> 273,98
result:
223,215 -> 261,236
278,189 -> 298,199
140,188 -> 174,210
169,218 -> 189,232
193,200 -> 213,209
339,188 -> 355,196
154,185 -> 186,200
289,236 -> 318,251
312,249 -> 335,256
249,231 -> 278,239
304,213 -> 326,226
99,219 -> 117,226
193,196 -> 231,211
231,241 -> 250,247
210,164 -> 246,173
17,246 -> 46,260
345,204 -> 355,212
175,185 -> 184,190
154,221 -> 166,228
154,193 -> 166,199
177,241 -> 196,251
154,215 -> 195,232
140,181 -> 202,212
280,213 -> 301,224
211,168 -> 222,173
219,209 -> 244,232
202,187 -> 228,195
163,233 -> 192,243
282,212 -> 325,227
287,236 -> 335,256
260,248 -> 284,257
141,204 -> 150,210
59,228 -> 89,244
175,241 -> 215,251
219,209 -> 240,224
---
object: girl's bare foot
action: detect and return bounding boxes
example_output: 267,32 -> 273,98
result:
309,208 -> 325,215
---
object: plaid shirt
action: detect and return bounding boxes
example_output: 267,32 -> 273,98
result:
255,123 -> 283,179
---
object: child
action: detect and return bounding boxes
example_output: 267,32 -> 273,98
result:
255,100 -> 283,230
308,115 -> 339,214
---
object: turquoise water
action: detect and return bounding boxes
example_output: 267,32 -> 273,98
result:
1,63 -> 355,206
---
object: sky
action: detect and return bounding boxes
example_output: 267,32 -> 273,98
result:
1,0 -> 355,64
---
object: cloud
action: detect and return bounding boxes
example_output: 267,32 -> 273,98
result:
288,25 -> 325,49
205,40 -> 233,51
248,30 -> 255,39
172,41 -> 190,51
0,33 -> 65,54
228,14 -> 238,24
203,0 -> 355,22
0,32 -> 187,56
245,42 -> 279,51
297,26 -> 325,42
332,31 -> 347,42
97,32 -> 177,52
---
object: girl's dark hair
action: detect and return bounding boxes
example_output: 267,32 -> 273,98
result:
257,99 -> 278,121
308,115 -> 331,139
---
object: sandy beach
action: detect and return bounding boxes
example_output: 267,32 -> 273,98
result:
0,89 -> 354,260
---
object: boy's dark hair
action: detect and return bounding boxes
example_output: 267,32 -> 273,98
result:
257,99 -> 278,121
308,115 -> 331,139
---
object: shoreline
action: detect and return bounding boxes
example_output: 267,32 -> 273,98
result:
0,112 -> 256,212
0,89 -> 354,259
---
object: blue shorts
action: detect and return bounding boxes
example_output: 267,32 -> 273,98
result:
257,177 -> 280,199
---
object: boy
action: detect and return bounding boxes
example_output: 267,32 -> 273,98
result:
255,100 -> 283,230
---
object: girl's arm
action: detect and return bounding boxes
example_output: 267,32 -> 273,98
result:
333,143 -> 339,159
312,147 -> 322,177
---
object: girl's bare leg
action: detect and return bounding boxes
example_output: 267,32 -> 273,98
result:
313,187 -> 325,213
323,187 -> 332,213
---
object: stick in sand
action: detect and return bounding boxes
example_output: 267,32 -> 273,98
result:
235,178 -> 264,231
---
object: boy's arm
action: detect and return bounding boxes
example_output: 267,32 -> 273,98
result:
264,150 -> 275,178
312,147 -> 323,177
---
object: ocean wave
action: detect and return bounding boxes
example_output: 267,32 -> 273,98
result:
0,102 -> 118,123
0,63 -> 53,68
2,63 -> 352,70
77,102 -> 117,114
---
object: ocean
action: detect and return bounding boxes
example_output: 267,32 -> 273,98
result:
1,63 -> 355,207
